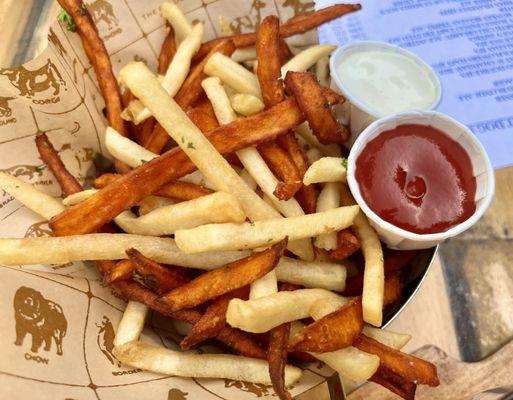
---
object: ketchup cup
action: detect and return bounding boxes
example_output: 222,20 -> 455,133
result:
347,111 -> 495,250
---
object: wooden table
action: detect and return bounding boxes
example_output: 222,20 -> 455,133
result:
2,1 -> 512,398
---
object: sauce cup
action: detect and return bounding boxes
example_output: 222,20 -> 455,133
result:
330,41 -> 442,144
347,110 -> 495,250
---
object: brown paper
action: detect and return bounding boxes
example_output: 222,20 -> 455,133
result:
0,1 -> 331,398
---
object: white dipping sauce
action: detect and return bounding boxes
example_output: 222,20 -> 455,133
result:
337,50 -> 437,116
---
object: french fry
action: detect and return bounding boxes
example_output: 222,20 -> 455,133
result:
126,248 -> 190,294
158,25 -> 176,74
276,258 -> 346,291
194,4 -> 362,61
94,173 -> 213,202
113,192 -> 246,236
186,106 -> 220,133
230,93 -> 265,116
180,286 -> 249,350
113,301 -> 148,347
175,39 -> 236,110
175,205 -> 359,253
285,71 -> 348,144
104,259 -> 134,284
249,270 -> 278,300
268,322 -> 292,400
62,189 -> 98,206
316,56 -> 330,87
0,172 -> 64,220
138,196 -> 174,215
204,53 -> 262,98
288,297 -> 363,353
383,272 -> 403,306
231,47 -> 257,62
50,98 -> 305,236
353,335 -> 440,387
370,366 -> 417,400
226,288 -> 342,333
340,185 -> 384,327
202,77 -> 238,125
105,127 -> 158,168
296,183 -> 319,214
57,0 -> 128,173
35,133 -> 83,196
362,326 -> 411,350
330,228 -> 361,261
281,45 -> 337,78
113,341 -> 302,385
157,240 -> 287,311
124,23 -> 204,124
0,234 -> 248,268
303,157 -> 347,185
314,182 -> 341,250
306,147 -> 323,165
160,1 -> 193,42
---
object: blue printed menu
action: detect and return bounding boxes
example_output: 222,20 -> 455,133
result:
317,0 -> 513,169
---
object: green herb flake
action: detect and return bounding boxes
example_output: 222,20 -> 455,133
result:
341,158 -> 348,169
187,142 -> 196,149
141,159 -> 148,164
267,238 -> 273,243
35,164 -> 46,172
249,221 -> 255,226
58,9 -> 77,32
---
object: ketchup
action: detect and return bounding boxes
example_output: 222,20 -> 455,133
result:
355,124 -> 476,234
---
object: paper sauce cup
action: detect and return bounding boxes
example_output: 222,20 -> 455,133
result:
329,41 -> 442,145
347,111 -> 495,250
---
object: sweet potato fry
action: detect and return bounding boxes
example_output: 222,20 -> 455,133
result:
144,39 -> 235,155
278,36 -> 293,64
158,25 -> 176,74
370,365 -> 417,400
296,184 -> 318,214
285,71 -> 348,144
353,335 -> 439,387
127,248 -> 190,294
330,229 -> 361,260
158,239 -> 287,311
288,297 -> 363,353
104,259 -> 133,284
109,276 -> 266,359
194,4 -> 362,62
57,0 -> 128,173
383,272 -> 403,306
268,323 -> 292,400
186,107 -> 219,133
94,173 -> 213,202
385,250 -> 418,273
180,286 -> 249,350
35,133 -> 83,196
50,98 -> 305,236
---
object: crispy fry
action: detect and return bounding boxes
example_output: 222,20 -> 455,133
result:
330,228 -> 360,261
104,259 -> 134,285
353,335 -> 439,387
278,36 -> 293,64
186,107 -> 220,133
180,286 -> 249,350
50,98 -> 305,236
94,173 -> 213,202
383,272 -> 403,306
194,4 -> 362,61
35,133 -> 83,196
57,0 -> 128,173
126,248 -> 190,294
285,71 -> 348,144
158,239 -> 287,311
296,184 -> 318,214
269,322 -> 292,400
288,297 -> 363,353
175,39 -> 235,109
370,366 -> 417,400
111,278 -> 267,359
158,25 -> 177,74
314,182 -> 342,250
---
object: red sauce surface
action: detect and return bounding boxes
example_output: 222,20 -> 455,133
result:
355,124 -> 476,234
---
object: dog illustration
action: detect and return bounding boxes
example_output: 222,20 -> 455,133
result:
48,28 -> 67,58
0,164 -> 45,180
224,379 -> 271,396
24,221 -> 53,238
230,0 -> 266,34
96,316 -> 121,367
87,0 -> 119,30
0,96 -> 15,118
0,59 -> 65,98
283,0 -> 315,15
168,389 -> 188,400
13,286 -> 67,355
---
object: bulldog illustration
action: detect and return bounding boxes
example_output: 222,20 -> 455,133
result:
13,286 -> 67,355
